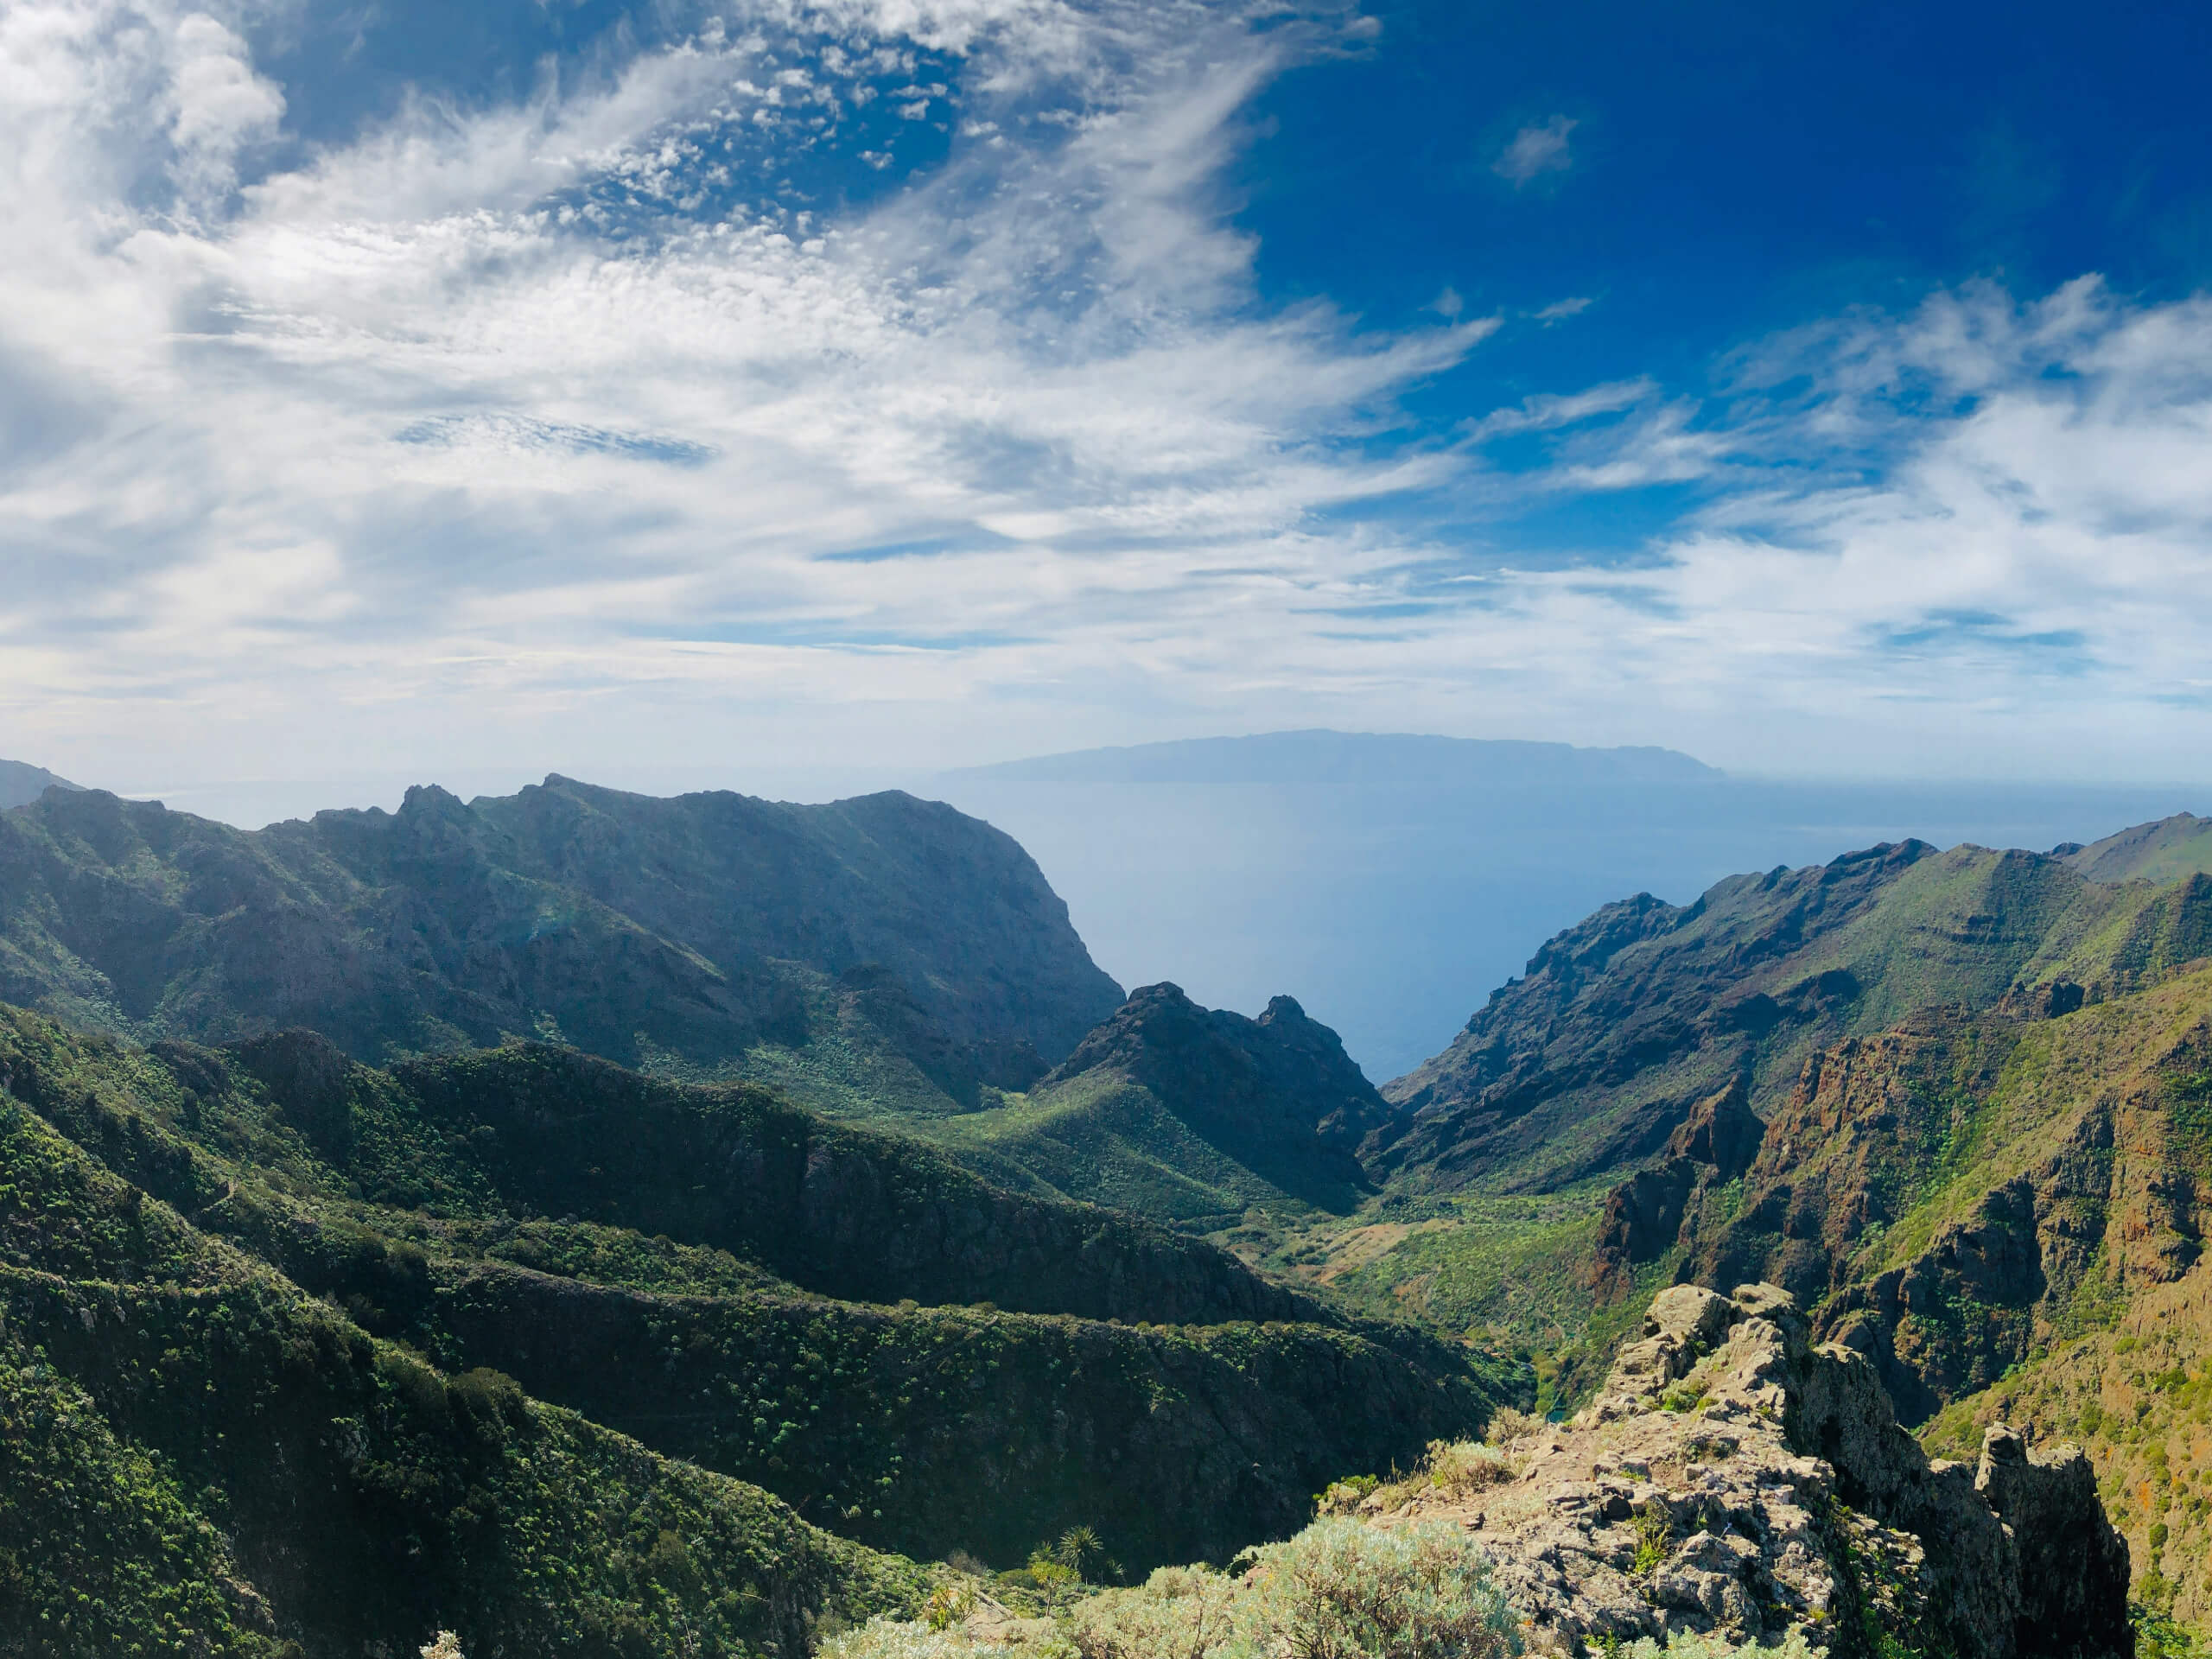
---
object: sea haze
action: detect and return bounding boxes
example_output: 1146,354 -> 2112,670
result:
932,733 -> 2211,1079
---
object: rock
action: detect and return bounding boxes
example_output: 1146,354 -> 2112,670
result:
1974,1427 -> 2133,1659
1357,1283 -> 2129,1657
1587,1080 -> 1768,1297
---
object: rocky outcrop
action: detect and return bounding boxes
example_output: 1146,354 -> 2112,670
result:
1352,1284 -> 2128,1657
1588,1078 -> 1764,1296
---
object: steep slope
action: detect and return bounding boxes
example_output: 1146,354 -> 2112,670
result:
0,1043 -> 928,1657
1575,964 -> 2212,1627
1376,830 -> 2212,1193
0,775 -> 1122,1074
0,1007 -> 1507,1586
908,984 -> 1400,1225
1326,1284 -> 2129,1659
0,757 -> 79,810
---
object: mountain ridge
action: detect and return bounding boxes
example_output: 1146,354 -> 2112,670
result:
0,774 -> 1123,1075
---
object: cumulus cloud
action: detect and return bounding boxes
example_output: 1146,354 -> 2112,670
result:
1491,114 -> 1575,187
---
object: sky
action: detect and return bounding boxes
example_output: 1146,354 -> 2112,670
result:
5,0 -> 2212,803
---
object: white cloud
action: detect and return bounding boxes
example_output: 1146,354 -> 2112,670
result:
1491,114 -> 1575,187
0,3 -> 2209,795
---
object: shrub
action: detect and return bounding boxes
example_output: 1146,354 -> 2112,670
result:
1483,1408 -> 1548,1445
823,1616 -> 1030,1659
1630,1503 -> 1672,1576
1315,1438 -> 1522,1517
1422,1440 -> 1516,1495
1071,1518 -> 1518,1659
925,1581 -> 979,1631
421,1636 -> 465,1659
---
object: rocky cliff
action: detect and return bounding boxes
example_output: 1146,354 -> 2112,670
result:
1338,1283 -> 2129,1657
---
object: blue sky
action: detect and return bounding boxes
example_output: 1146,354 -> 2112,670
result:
3,0 -> 2212,802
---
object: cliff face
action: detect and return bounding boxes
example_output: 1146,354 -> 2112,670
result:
1567,962 -> 2212,1626
1586,1077 -> 1763,1300
1341,1283 -> 2129,1657
0,775 -> 1122,1071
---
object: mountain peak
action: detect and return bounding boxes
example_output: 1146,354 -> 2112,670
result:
1044,982 -> 1396,1212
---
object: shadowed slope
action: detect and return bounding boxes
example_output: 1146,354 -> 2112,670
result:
907,984 -> 1402,1225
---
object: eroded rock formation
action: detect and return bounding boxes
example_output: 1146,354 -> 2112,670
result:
1352,1284 -> 2129,1656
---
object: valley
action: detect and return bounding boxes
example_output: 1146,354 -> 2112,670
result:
1,766 -> 2206,1655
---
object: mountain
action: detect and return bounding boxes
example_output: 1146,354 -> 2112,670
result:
0,1017 -> 930,1658
0,774 -> 1123,1072
0,756 -> 79,810
1588,961 -> 2212,1628
1373,830 -> 2212,1193
945,729 -> 1723,785
897,983 -> 1399,1226
0,998 -> 1506,1651
2063,811 -> 2212,885
1276,816 -> 2212,1630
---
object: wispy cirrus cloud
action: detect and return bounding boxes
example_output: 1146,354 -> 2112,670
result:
0,0 -> 2209,794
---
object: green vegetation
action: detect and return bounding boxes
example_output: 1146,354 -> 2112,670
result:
0,996 -> 1505,1649
827,1518 -> 1518,1659
0,1081 -> 930,1656
1378,836 -> 2212,1197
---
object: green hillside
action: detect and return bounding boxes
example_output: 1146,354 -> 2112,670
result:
0,1002 -> 1508,1651
1233,819 -> 2212,1408
2064,811 -> 2212,886
1624,963 -> 2212,1631
705,980 -> 1406,1231
0,1029 -> 929,1657
1375,831 -> 2212,1194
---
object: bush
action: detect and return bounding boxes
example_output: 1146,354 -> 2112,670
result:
836,1520 -> 1517,1659
1072,1519 -> 1518,1659
1483,1408 -> 1548,1445
824,1616 -> 1029,1659
1315,1439 -> 1520,1517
